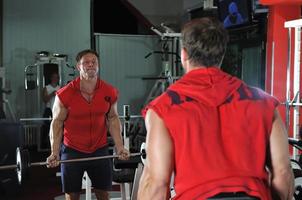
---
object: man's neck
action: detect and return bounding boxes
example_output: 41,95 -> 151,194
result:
186,65 -> 206,73
80,76 -> 97,93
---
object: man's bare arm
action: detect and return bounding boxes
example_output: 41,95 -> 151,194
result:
269,109 -> 294,200
107,102 -> 129,160
138,109 -> 174,200
47,96 -> 68,167
42,87 -> 55,103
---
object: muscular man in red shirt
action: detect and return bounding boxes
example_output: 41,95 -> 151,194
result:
138,18 -> 294,200
47,49 -> 129,200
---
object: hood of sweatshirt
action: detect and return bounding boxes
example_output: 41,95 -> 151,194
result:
168,67 -> 242,107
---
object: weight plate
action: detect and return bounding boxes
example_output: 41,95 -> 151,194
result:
16,147 -> 22,185
21,149 -> 30,179
140,142 -> 146,165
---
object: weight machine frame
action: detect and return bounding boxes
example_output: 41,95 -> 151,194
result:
284,19 -> 302,159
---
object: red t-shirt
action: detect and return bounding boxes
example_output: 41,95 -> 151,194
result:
143,67 -> 278,200
57,77 -> 118,153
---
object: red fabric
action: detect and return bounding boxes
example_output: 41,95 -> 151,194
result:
143,67 -> 279,200
260,0 -> 302,5
57,77 -> 118,153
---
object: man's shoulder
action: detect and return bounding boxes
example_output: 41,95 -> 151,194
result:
142,92 -> 171,119
99,79 -> 115,89
241,84 -> 280,107
98,79 -> 118,102
57,79 -> 76,96
247,86 -> 274,99
148,91 -> 174,109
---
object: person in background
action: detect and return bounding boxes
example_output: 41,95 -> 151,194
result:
223,1 -> 244,28
46,49 -> 130,200
138,17 -> 294,200
41,72 -> 60,148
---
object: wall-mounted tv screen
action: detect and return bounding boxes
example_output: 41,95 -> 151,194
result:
217,0 -> 252,29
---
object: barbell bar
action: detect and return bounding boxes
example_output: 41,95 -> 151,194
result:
19,117 -> 52,122
0,145 -> 146,185
19,115 -> 143,122
32,152 -> 143,166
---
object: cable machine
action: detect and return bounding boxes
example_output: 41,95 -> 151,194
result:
284,19 -> 302,160
22,52 -> 75,150
142,24 -> 182,106
24,52 -> 71,117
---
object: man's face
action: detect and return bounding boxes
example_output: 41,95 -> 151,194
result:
50,74 -> 59,84
77,53 -> 99,79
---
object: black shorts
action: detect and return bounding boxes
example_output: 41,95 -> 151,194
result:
208,192 -> 260,200
60,144 -> 112,193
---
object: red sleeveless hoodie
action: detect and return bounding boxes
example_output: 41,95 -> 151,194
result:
143,67 -> 278,200
57,77 -> 118,153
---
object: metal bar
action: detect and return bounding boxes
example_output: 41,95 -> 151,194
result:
287,103 -> 302,106
151,27 -> 163,37
163,33 -> 181,38
131,163 -> 144,200
285,27 -> 292,129
123,105 -> 130,151
20,117 -> 52,122
293,27 -> 301,159
84,171 -> 92,200
0,164 -> 17,170
285,19 -> 302,28
30,152 -> 142,166
161,23 -> 175,33
19,115 -> 143,122
0,152 -> 142,170
119,115 -> 142,119
270,42 -> 275,96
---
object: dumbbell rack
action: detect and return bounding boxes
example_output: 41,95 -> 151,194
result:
284,18 -> 302,159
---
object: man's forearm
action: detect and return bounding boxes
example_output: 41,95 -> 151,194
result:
49,119 -> 64,155
271,167 -> 294,200
108,116 -> 123,149
138,168 -> 170,200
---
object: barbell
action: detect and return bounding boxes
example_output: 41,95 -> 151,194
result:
0,145 -> 146,185
19,115 -> 142,122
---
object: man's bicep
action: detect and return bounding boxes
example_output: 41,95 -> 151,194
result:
52,96 -> 68,121
145,109 -> 174,183
107,102 -> 119,119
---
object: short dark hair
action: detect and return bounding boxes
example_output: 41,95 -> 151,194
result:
76,49 -> 99,62
181,17 -> 229,67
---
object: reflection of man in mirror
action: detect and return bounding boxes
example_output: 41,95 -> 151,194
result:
41,72 -> 60,148
43,72 -> 60,117
223,2 -> 244,28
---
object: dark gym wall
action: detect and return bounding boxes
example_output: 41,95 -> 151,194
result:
0,0 -> 2,67
93,0 -> 138,34
0,0 -> 3,117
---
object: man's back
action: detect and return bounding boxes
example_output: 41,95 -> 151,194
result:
144,67 -> 277,199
